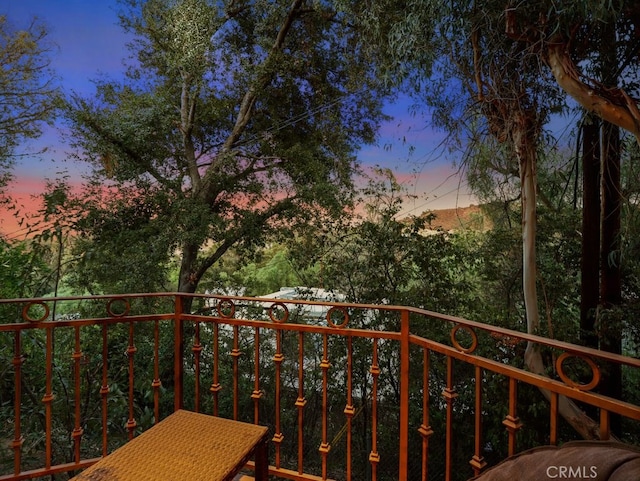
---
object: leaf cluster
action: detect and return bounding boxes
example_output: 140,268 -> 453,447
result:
0,15 -> 59,189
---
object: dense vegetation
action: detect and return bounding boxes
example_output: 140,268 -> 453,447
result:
2,0 -> 640,479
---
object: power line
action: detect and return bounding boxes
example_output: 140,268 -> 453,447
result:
397,183 -> 471,218
2,217 -> 58,242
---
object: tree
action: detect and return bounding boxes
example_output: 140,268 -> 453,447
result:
345,0 -> 640,439
0,15 -> 57,197
61,0 -> 389,309
294,169 -> 480,315
432,2 -> 608,440
534,4 -> 640,141
505,3 -> 640,432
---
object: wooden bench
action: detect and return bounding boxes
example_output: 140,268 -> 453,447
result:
71,410 -> 270,481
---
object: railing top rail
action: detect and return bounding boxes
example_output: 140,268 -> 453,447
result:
209,294 -> 640,369
1,292 -> 639,369
0,292 -> 177,305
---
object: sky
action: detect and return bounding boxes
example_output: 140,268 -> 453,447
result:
0,0 -> 475,240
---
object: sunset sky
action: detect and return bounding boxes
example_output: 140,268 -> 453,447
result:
1,0 -> 475,240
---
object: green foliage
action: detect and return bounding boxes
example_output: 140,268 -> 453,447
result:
0,239 -> 52,300
284,170 -> 484,320
199,244 -> 304,296
67,184 -> 176,294
57,0 -> 391,299
335,0 -> 438,88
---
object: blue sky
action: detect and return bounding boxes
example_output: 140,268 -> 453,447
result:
1,1 -> 474,238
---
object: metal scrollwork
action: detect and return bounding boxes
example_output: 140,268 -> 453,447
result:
22,301 -> 50,322
268,302 -> 289,323
556,352 -> 600,391
326,306 -> 349,329
106,298 -> 130,318
216,299 -> 236,318
450,324 -> 478,354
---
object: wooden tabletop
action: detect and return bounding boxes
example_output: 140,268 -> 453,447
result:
71,410 -> 270,481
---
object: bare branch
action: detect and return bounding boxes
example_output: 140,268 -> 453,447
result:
546,35 -> 640,143
221,0 -> 304,152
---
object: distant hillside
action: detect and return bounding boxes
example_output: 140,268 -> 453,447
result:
421,204 -> 491,232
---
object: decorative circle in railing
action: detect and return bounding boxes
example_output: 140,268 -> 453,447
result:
450,324 -> 478,354
216,299 -> 236,318
326,306 -> 349,329
555,352 -> 600,391
106,298 -> 131,318
268,302 -> 289,323
22,301 -> 50,323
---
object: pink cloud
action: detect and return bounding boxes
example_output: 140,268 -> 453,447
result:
357,160 -> 476,216
1,175 -> 85,240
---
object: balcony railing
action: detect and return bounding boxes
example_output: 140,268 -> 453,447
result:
0,293 -> 639,481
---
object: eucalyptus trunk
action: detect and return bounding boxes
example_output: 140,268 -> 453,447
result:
513,111 -> 602,440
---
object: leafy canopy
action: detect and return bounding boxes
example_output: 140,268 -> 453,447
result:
60,0 -> 391,295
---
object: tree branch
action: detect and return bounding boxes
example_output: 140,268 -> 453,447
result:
221,0 -> 304,152
195,197 -> 297,280
546,36 -> 640,143
180,76 -> 201,191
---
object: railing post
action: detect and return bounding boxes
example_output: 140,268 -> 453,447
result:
399,309 -> 410,480
174,295 -> 184,411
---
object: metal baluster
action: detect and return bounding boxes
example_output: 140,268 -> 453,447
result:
193,321 -> 202,412
502,377 -> 522,456
100,323 -> 110,456
295,331 -> 306,474
252,327 -> 262,424
319,334 -> 331,480
43,325 -> 54,468
12,330 -> 24,476
443,355 -> 458,481
210,322 -> 221,416
369,339 -> 381,481
126,321 -> 137,440
418,348 -> 433,481
470,366 -> 487,476
152,320 -> 161,422
399,309 -> 410,481
72,325 -> 84,462
232,325 -> 241,421
344,335 -> 354,481
273,328 -> 284,468
550,391 -> 558,445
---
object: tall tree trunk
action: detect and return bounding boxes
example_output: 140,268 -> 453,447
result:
178,242 -> 200,313
599,121 -> 622,435
546,38 -> 640,144
514,112 -> 540,341
514,111 -> 545,376
580,116 -> 601,348
513,112 -> 602,440
599,124 -> 622,315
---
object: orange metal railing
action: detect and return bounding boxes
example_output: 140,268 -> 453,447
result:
0,293 -> 639,481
